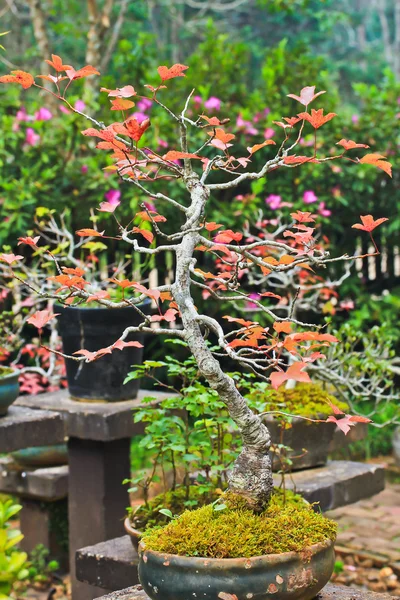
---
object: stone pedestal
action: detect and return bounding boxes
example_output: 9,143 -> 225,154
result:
16,389 -> 172,600
0,406 -> 65,453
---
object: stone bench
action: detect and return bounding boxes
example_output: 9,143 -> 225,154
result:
94,583 -> 398,600
0,456 -> 69,566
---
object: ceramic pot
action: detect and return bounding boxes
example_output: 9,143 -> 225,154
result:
11,443 -> 68,467
264,415 -> 336,471
0,368 -> 20,416
124,517 -> 142,552
138,538 -> 335,600
56,302 -> 150,401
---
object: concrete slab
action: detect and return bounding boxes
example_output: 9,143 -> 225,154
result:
0,406 -> 65,453
0,457 -> 68,500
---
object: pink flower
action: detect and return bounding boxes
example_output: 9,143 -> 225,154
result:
318,202 -> 331,217
34,107 -> 53,121
246,292 -> 261,310
303,190 -> 318,204
204,96 -> 221,111
266,194 -> 282,210
351,114 -> 359,124
25,127 -> 40,146
59,105 -> 71,114
81,165 -> 88,174
74,100 -> 86,112
104,189 -> 121,205
137,98 -> 152,112
143,201 -> 156,212
16,107 -> 31,122
193,95 -> 203,108
130,111 -> 147,123
264,127 -> 275,139
340,300 -> 354,311
157,138 -> 168,148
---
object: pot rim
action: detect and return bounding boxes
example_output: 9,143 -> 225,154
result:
0,367 -> 21,380
124,516 -> 142,538
139,537 -> 334,566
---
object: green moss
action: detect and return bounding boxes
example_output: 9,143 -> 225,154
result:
142,489 -> 337,558
132,485 -> 221,531
248,383 -> 348,419
0,367 -> 14,377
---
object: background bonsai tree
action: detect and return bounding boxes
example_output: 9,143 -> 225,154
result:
0,59 -> 391,510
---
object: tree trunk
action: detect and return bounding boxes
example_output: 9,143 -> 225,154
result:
172,175 -> 273,511
85,0 -> 114,100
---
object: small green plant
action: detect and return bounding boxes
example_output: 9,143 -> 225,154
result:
27,544 -> 59,584
0,499 -> 29,600
333,560 -> 344,574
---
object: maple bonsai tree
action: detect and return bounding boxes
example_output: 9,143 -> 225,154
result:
0,58 -> 392,510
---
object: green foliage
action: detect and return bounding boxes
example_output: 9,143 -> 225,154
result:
142,489 -> 337,558
0,499 -> 29,600
245,382 -> 348,419
27,545 -> 59,585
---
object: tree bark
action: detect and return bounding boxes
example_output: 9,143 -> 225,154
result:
171,174 -> 273,511
85,0 -> 114,99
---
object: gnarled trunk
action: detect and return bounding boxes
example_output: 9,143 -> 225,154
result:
171,176 -> 273,510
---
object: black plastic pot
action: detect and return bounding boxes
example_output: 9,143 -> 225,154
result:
139,538 -> 335,600
57,302 -> 150,402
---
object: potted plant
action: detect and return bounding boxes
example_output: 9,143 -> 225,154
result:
0,59 -> 391,599
0,310 -> 21,416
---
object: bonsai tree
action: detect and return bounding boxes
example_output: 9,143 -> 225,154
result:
0,59 -> 391,511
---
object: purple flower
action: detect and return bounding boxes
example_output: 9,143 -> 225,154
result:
25,128 -> 40,146
74,100 -> 86,112
318,202 -> 331,217
351,114 -> 359,124
193,95 -> 203,107
246,293 -> 261,310
265,194 -> 282,210
204,96 -> 221,111
81,165 -> 88,174
137,98 -> 153,112
264,127 -> 275,139
303,190 -> 318,204
143,201 -> 156,212
104,189 -> 121,205
34,107 -> 53,121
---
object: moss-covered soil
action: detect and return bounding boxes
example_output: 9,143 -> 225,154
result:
131,485 -> 221,531
141,488 -> 337,558
248,382 -> 348,419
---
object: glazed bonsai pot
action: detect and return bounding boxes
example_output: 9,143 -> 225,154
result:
56,302 -> 150,402
0,368 -> 20,416
11,443 -> 68,467
264,415 -> 336,471
124,517 -> 142,552
138,538 -> 335,600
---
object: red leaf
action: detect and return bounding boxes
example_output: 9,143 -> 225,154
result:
157,64 -> 189,81
290,211 -> 315,223
207,128 -> 235,147
260,292 -> 282,301
214,230 -> 243,244
132,227 -> 154,243
351,215 -> 389,232
247,140 -> 276,154
27,310 -> 59,330
86,290 -> 110,303
205,222 -> 223,232
223,316 -> 254,327
113,340 -> 144,351
349,415 -> 372,423
359,153 -> 392,177
17,236 -> 40,247
270,362 -> 311,390
327,401 -> 345,415
287,86 -> 326,106
66,65 -> 100,80
326,415 -> 353,435
0,70 -> 35,89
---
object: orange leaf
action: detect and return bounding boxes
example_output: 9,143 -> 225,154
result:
76,228 -> 105,237
132,227 -> 154,243
45,54 -> 73,72
336,139 -> 369,151
157,64 -> 189,81
0,70 -> 34,89
359,153 -> 392,177
110,98 -> 135,111
163,151 -> 201,161
205,222 -> 223,232
27,310 -> 59,330
270,362 -> 311,390
297,109 -> 337,129
66,65 -> 100,80
101,85 -> 136,98
17,236 -> 40,247
207,128 -> 235,145
290,211 -> 315,223
273,321 -> 292,334
214,230 -> 243,244
247,140 -> 276,154
351,215 -> 389,232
